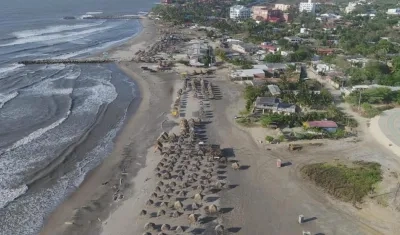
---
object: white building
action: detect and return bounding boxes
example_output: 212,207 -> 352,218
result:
387,9 -> 400,15
299,0 -> 316,14
345,0 -> 366,14
274,4 -> 291,11
284,36 -> 303,44
318,13 -> 341,21
230,5 -> 251,20
300,27 -> 310,35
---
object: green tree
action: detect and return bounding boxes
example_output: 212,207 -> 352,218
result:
260,113 -> 284,127
264,53 -> 283,63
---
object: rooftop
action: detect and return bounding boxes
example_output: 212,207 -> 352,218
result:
230,68 -> 265,78
255,97 -> 280,105
268,84 -> 281,96
231,5 -> 249,10
306,120 -> 338,128
284,36 -> 303,40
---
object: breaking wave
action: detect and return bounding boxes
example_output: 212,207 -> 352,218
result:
0,91 -> 19,109
0,25 -> 117,47
12,22 -> 106,39
0,64 -> 24,76
0,185 -> 28,209
1,111 -> 71,155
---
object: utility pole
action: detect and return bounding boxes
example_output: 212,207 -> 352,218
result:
358,90 -> 362,111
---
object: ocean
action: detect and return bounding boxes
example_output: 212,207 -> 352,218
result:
0,0 -> 156,234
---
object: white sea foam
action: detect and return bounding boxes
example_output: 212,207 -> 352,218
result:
44,64 -> 66,70
26,65 -> 79,95
0,25 -> 116,47
12,53 -> 47,59
74,81 -> 118,113
3,111 -> 71,154
0,185 -> 28,208
79,14 -> 93,19
12,22 -> 105,39
85,11 -> 103,15
0,92 -> 19,109
0,174 -> 70,234
0,63 -> 24,76
53,36 -> 133,59
65,68 -> 81,79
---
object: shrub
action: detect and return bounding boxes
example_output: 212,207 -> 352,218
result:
301,161 -> 382,204
361,103 -> 381,118
265,136 -> 274,142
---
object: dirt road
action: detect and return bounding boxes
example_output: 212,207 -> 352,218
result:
202,80 -> 397,235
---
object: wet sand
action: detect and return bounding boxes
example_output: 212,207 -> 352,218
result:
39,18 -> 175,235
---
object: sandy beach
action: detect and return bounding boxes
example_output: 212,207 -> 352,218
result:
39,17 -> 176,235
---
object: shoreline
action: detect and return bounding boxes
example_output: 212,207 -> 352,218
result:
40,17 -> 162,235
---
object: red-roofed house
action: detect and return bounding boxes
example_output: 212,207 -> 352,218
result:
252,6 -> 290,23
304,120 -> 338,132
316,48 -> 335,56
252,6 -> 269,21
260,43 -> 278,54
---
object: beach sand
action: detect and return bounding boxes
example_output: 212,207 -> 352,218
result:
39,18 -> 176,235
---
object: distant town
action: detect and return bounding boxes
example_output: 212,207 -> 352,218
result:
152,0 -> 400,136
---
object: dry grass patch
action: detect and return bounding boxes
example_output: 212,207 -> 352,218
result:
301,161 -> 382,205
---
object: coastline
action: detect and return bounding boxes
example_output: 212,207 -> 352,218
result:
40,17 -> 165,235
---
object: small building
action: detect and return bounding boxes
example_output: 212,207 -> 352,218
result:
299,0 -> 316,14
226,38 -> 242,43
253,97 -> 298,114
284,36 -> 303,44
252,6 -> 289,23
260,43 -> 278,54
304,120 -> 338,133
274,4 -> 291,11
252,6 -> 269,21
346,57 -> 370,68
230,68 -> 265,81
280,51 -> 293,57
230,5 -> 251,20
268,84 -> 281,96
387,8 -> 400,15
231,42 -> 257,54
300,28 -> 310,35
264,63 -> 292,72
312,62 -> 333,73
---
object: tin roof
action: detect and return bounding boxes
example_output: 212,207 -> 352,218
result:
307,120 -> 338,128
